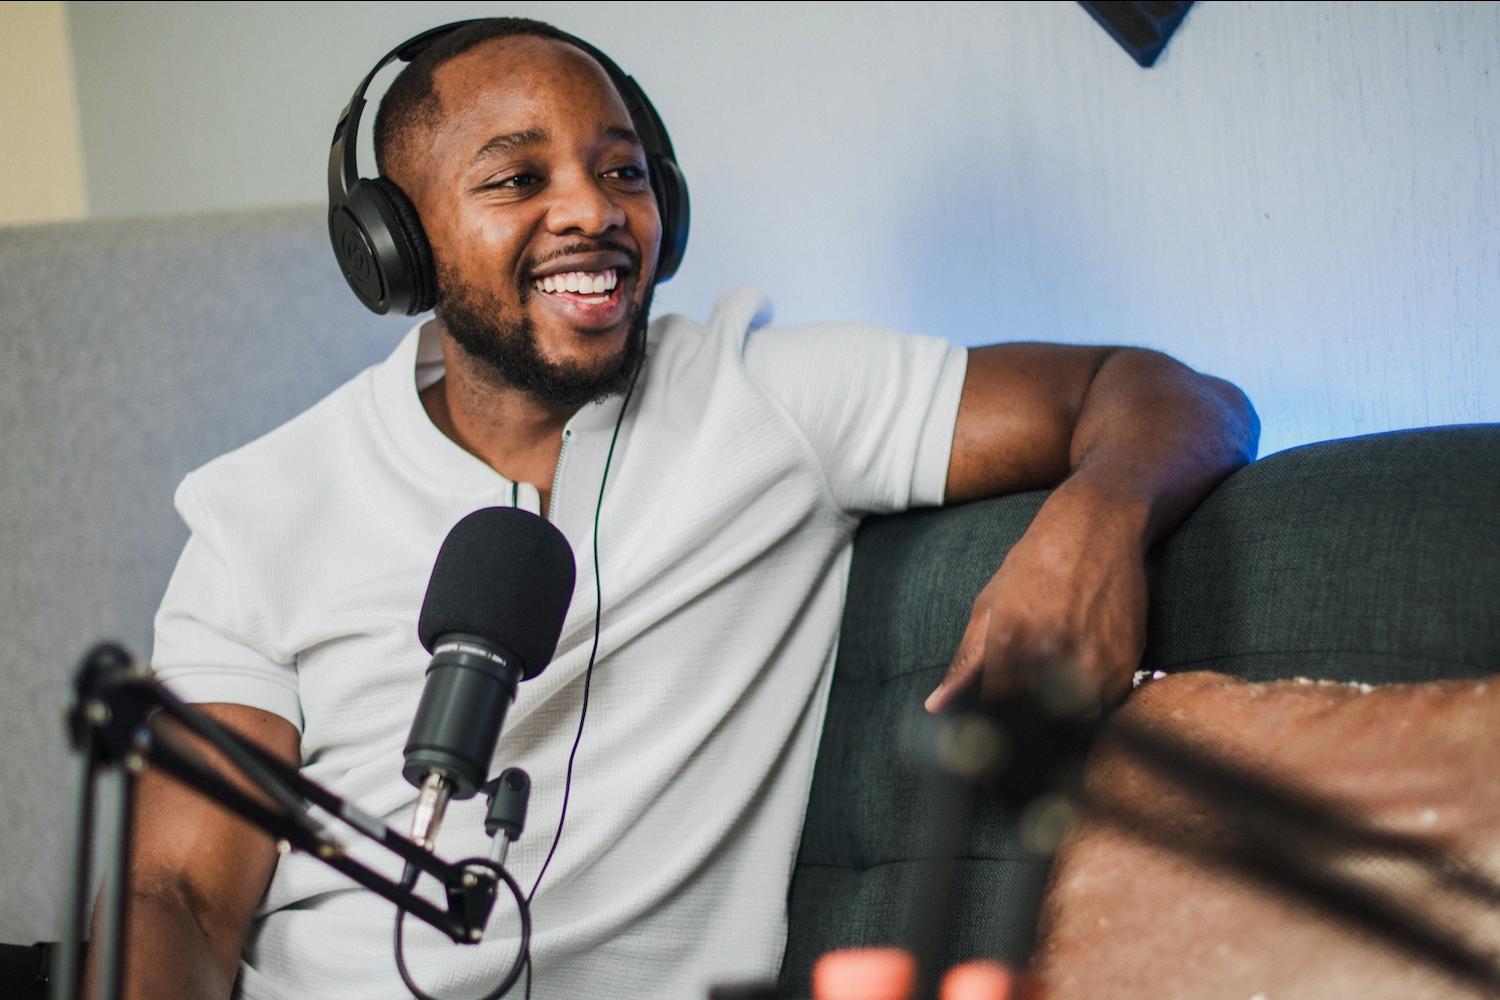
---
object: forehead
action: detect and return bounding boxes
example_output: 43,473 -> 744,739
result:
429,35 -> 634,136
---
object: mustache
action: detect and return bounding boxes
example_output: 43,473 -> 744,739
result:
523,239 -> 642,275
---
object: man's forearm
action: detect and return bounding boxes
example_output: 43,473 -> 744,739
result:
84,887 -> 239,1000
927,346 -> 1258,712
81,703 -> 297,999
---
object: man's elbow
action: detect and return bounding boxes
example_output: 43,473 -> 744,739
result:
1104,347 -> 1260,466
1199,371 -> 1260,466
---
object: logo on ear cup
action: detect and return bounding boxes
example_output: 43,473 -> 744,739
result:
341,229 -> 373,280
331,209 -> 386,307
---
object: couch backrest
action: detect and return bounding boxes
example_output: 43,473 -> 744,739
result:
780,424 -> 1500,992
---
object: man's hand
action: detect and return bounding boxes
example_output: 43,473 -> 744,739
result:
926,483 -> 1149,714
928,343 -> 1257,714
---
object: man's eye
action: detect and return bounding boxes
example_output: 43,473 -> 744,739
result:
606,164 -> 647,182
487,173 -> 538,190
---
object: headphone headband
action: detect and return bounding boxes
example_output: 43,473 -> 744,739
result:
328,20 -> 690,316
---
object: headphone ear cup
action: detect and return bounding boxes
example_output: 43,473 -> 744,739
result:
336,178 -> 436,316
329,197 -> 390,314
649,155 -> 690,284
368,177 -> 438,314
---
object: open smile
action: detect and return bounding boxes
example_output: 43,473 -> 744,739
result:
529,266 -> 632,331
533,266 -> 619,301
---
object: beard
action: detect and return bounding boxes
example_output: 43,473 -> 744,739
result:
437,263 -> 652,409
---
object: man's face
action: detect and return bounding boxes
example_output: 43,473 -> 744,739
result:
407,36 -> 663,407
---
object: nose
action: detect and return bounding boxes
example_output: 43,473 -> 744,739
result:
544,167 -> 627,238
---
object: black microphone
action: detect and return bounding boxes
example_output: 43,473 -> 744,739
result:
403,507 -> 576,852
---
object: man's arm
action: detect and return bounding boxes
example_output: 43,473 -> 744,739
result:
927,344 -> 1259,712
83,703 -> 300,1000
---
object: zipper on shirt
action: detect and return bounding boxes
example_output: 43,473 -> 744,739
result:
547,427 -> 572,521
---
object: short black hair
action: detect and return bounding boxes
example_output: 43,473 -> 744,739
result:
372,18 -> 582,181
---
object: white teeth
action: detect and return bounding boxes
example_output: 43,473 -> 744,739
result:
532,269 -> 619,296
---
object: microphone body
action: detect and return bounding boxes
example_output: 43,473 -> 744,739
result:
404,634 -> 525,799
404,633 -> 526,848
402,507 -> 576,850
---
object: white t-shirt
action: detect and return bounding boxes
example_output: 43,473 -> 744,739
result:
153,287 -> 968,1000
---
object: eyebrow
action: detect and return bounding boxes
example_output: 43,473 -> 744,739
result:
471,128 -> 549,163
599,124 -> 643,149
468,124 -> 645,165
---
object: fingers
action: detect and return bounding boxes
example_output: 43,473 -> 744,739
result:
926,603 -> 1082,716
810,949 -> 1022,1000
812,948 -> 914,1000
930,605 -> 1129,719
927,544 -> 1147,718
978,626 -> 1073,708
926,604 -> 991,713
941,960 -> 1019,1000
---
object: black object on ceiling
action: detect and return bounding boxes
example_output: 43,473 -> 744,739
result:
1078,1 -> 1194,68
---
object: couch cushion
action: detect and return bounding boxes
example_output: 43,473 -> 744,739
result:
1033,671 -> 1500,999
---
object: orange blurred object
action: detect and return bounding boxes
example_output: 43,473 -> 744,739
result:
811,948 -> 917,1000
941,960 -> 1017,1000
811,948 -> 1024,1000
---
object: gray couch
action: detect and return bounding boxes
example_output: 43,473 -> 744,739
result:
779,424 -> 1500,995
3,210 -> 1496,997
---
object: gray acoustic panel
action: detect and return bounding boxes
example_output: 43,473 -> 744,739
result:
0,207 -> 409,944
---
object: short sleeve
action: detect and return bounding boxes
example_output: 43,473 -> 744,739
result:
742,322 -> 968,515
151,474 -> 304,730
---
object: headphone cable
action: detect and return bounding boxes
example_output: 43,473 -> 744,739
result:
523,347 -> 644,998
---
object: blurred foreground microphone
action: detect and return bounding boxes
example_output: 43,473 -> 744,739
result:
403,507 -> 576,851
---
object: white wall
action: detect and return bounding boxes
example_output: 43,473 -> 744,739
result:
66,1 -> 1499,456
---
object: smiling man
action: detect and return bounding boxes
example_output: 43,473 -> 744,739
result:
93,17 -> 1257,1000
390,30 -> 665,501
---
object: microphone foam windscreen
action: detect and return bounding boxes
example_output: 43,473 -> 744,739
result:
417,507 -> 577,678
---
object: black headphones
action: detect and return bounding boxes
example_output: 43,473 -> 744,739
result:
328,20 -> 690,316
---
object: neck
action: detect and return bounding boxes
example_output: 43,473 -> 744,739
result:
420,329 -> 577,493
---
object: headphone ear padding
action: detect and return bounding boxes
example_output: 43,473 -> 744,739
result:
369,177 -> 438,314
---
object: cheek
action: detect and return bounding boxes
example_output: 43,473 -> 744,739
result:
470,214 -> 516,253
437,216 -> 527,292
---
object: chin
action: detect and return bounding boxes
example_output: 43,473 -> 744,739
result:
439,290 -> 650,409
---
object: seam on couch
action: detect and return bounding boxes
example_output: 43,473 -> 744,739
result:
837,646 -> 1493,687
1150,647 -> 1491,672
